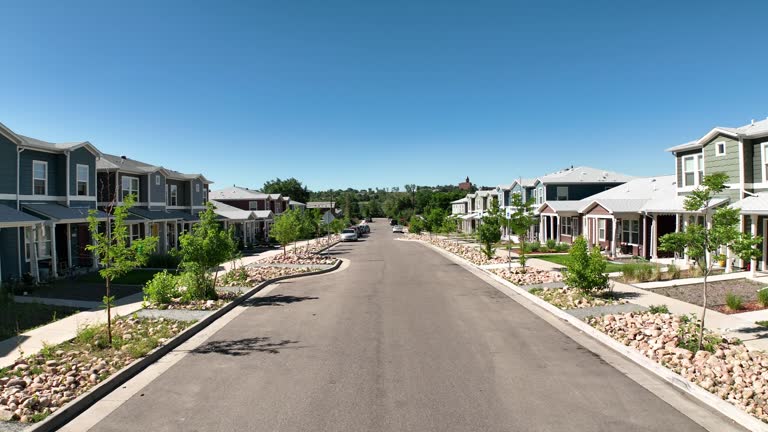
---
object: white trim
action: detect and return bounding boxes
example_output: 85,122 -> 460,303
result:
762,142 -> 768,184
169,184 -> 178,206
0,193 -> 96,203
598,219 -> 606,241
32,160 -> 47,196
714,141 -> 726,156
75,164 -> 89,196
121,175 -> 140,201
155,174 -> 161,186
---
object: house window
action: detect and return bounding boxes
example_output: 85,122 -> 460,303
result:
556,186 -> 568,201
32,161 -> 47,195
195,183 -> 200,193
763,143 -> 768,182
128,224 -> 141,244
25,225 -> 52,260
683,155 -> 703,187
249,201 -> 259,210
622,219 -> 640,244
561,217 -> 572,236
121,176 -> 139,201
715,141 -> 726,156
598,219 -> 606,241
76,164 -> 89,196
571,217 -> 578,236
169,184 -> 178,206
155,175 -> 161,186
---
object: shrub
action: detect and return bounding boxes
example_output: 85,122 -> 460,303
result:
758,288 -> 768,307
527,241 -> 541,253
725,292 -> 743,311
546,239 -> 557,250
648,304 -> 670,314
221,266 -> 249,286
677,314 -> 720,353
563,236 -> 608,293
408,216 -> 425,234
621,262 -> 657,282
143,270 -> 181,304
555,242 -> 571,252
145,253 -> 181,269
179,269 -> 215,301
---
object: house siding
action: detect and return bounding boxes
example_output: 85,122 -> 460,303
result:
19,150 -> 63,196
117,172 -> 148,202
68,147 -> 96,198
545,183 -> 622,201
191,179 -> 204,207
702,135 -> 739,184
148,173 -> 166,209
0,135 -> 17,195
0,227 -> 22,281
752,138 -> 768,188
166,179 -> 190,206
676,149 -> 702,188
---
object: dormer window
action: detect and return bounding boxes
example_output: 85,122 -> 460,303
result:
715,141 -> 726,156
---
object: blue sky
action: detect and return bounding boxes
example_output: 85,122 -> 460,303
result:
2,0 -> 767,191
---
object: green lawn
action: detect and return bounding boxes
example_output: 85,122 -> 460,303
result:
534,254 -> 625,273
0,302 -> 82,340
76,269 -> 165,285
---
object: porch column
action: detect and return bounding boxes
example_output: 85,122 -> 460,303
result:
66,224 -> 73,268
651,214 -> 658,259
705,215 -> 713,268
751,215 -> 758,277
726,246 -> 733,273
91,228 -> 99,270
610,217 -> 617,257
539,218 -> 545,242
683,217 -> 690,262
555,215 -> 560,243
50,222 -> 58,278
548,216 -> 554,242
642,216 -> 648,258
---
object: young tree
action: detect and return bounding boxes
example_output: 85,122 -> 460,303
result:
271,209 -> 302,255
563,236 -> 608,293
87,194 -> 157,345
408,215 -> 426,234
178,203 -> 237,300
658,173 -> 745,350
509,192 -> 536,271
477,197 -> 502,259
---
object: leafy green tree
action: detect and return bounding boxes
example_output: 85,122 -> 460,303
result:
408,216 -> 426,234
731,233 -> 763,272
271,209 -> 302,255
509,193 -> 537,270
262,177 -> 309,204
477,197 -> 502,259
564,236 -> 608,293
329,217 -> 348,234
658,173 -> 743,350
424,208 -> 448,233
178,203 -> 237,300
87,194 -> 158,345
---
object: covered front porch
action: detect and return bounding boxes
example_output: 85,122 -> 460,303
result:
0,204 -> 44,282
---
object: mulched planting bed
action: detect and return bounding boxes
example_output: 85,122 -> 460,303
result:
646,279 -> 767,310
0,316 -> 193,423
588,311 -> 768,423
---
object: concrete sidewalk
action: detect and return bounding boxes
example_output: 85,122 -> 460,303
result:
0,293 -> 145,369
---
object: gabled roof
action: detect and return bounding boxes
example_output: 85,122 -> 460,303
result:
450,197 -> 468,204
98,154 -> 212,184
578,175 -> 677,213
538,201 -> 583,214
289,200 -> 306,207
165,168 -> 213,184
666,118 -> 768,153
210,186 -> 270,201
641,196 -> 729,213
210,200 -> 256,221
536,166 -> 634,185
127,207 -> 185,221
306,201 -> 337,209
730,194 -> 768,215
496,183 -> 514,191
474,190 -> 495,197
0,122 -> 101,157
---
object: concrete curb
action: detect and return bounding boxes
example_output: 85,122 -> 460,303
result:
26,259 -> 343,432
414,239 -> 768,432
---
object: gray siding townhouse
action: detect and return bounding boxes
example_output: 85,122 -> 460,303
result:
496,178 -> 536,239
669,118 -> 768,272
0,122 -> 107,282
458,189 -> 495,234
96,154 -> 212,254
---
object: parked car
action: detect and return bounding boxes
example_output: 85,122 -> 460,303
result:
365,217 -> 373,223
389,219 -> 398,226
359,224 -> 370,234
392,225 -> 404,233
341,228 -> 358,242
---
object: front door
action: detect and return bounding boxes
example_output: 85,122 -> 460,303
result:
73,224 -> 91,267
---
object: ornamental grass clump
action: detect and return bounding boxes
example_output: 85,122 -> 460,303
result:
758,288 -> 768,308
725,292 -> 744,311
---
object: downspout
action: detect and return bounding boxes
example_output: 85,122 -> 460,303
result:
738,136 -> 745,198
16,147 -> 24,278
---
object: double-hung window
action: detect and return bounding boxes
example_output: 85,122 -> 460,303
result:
121,176 -> 139,201
76,164 -> 89,196
129,224 -> 141,244
560,217 -> 572,236
556,186 -> 568,201
25,225 -> 52,260
622,219 -> 639,244
715,141 -> 726,156
169,184 -> 178,206
598,219 -> 607,241
683,154 -> 703,187
32,161 -> 47,195
195,183 -> 200,193
155,175 -> 161,186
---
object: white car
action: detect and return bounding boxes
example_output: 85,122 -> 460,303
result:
392,225 -> 404,233
340,228 -> 359,242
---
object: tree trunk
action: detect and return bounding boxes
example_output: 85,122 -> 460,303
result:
106,277 -> 112,346
699,271 -> 708,351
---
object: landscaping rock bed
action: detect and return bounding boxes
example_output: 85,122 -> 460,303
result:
492,267 -> 563,286
647,279 -> 766,310
405,234 -> 506,265
219,266 -> 316,288
530,287 -> 627,310
0,317 -> 192,424
144,290 -> 240,311
588,311 -> 768,423
262,253 -> 337,266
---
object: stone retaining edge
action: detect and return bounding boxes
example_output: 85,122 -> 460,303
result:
27,259 -> 343,432
414,239 -> 767,432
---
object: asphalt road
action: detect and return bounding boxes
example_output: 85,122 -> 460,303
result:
87,221 -> 720,432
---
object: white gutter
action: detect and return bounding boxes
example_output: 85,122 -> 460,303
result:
16,147 -> 24,277
65,150 -> 71,207
738,136 -> 745,199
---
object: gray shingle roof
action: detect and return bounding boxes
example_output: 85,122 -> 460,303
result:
731,195 -> 768,215
22,204 -> 108,222
537,166 -> 635,184
210,187 -> 271,201
306,201 -> 336,209
98,153 -> 212,184
0,204 -> 42,226
127,207 -> 184,221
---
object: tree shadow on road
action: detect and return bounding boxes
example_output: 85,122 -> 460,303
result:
191,337 -> 300,356
244,294 -> 318,307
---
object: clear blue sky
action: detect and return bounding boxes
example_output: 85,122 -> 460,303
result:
2,0 -> 767,191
